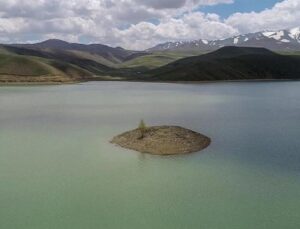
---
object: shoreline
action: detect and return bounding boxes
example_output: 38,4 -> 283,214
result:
0,82 -> 77,86
0,78 -> 299,86
0,74 -> 88,86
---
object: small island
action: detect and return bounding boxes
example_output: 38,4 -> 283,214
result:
111,122 -> 211,155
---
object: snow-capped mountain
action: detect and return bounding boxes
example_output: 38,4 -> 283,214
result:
148,27 -> 300,52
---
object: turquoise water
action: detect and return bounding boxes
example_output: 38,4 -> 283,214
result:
0,82 -> 300,229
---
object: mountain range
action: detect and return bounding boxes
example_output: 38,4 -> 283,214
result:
148,27 -> 300,52
0,27 -> 300,83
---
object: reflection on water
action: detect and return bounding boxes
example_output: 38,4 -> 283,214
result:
0,81 -> 300,229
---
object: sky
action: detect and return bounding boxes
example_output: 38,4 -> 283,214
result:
0,0 -> 299,50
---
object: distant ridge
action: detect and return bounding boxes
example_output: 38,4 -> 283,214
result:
25,39 -> 71,49
198,46 -> 275,59
13,39 -> 148,63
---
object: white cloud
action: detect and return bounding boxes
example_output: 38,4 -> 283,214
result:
0,0 -> 299,50
226,0 -> 300,33
114,12 -> 238,49
0,17 -> 27,34
135,0 -> 187,9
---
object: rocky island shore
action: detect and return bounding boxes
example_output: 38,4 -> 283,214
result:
111,126 -> 211,155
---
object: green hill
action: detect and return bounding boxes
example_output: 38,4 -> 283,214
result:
1,45 -> 114,75
0,52 -> 93,83
0,54 -> 52,76
148,47 -> 300,81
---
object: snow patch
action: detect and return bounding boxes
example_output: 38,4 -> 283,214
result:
263,31 -> 275,37
202,39 -> 208,44
290,27 -> 300,36
274,31 -> 284,40
289,27 -> 300,41
263,31 -> 284,40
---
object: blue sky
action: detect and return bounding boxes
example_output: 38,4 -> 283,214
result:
201,0 -> 283,18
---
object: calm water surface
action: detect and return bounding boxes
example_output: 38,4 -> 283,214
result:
1,82 -> 300,229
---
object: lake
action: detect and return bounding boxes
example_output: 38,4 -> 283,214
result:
1,81 -> 300,229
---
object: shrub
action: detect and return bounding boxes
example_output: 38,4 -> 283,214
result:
138,119 -> 147,139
